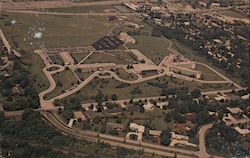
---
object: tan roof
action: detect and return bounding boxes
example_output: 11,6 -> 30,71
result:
74,111 -> 87,121
227,107 -> 243,114
149,130 -> 162,136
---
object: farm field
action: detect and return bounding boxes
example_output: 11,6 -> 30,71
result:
0,12 -> 117,49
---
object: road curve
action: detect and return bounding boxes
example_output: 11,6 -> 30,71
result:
41,111 -> 199,157
197,124 -> 213,158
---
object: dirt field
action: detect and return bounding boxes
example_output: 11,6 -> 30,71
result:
0,12 -> 117,49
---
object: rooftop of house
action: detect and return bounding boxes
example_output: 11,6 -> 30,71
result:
226,107 -> 243,114
130,123 -> 145,133
149,130 -> 162,137
74,111 -> 87,121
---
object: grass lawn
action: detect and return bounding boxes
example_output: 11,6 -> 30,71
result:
127,36 -> 171,65
30,53 -> 50,93
70,52 -> 90,63
44,69 -> 78,100
44,5 -> 117,13
0,12 -> 117,49
75,70 -> 94,81
107,50 -> 137,63
195,64 -> 224,81
83,52 -> 133,65
115,68 -> 138,81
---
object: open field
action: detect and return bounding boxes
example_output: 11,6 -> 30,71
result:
195,64 -> 224,81
127,36 -> 171,65
44,69 -> 78,100
83,52 -> 133,64
75,70 -> 94,81
172,40 -> 244,86
63,76 -> 234,103
0,12 -> 117,49
44,5 -> 117,13
30,53 -> 50,93
70,52 -> 90,63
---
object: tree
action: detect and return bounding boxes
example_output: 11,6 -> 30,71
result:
191,89 -> 201,98
160,128 -> 171,146
164,112 -> 172,122
111,94 -> 118,100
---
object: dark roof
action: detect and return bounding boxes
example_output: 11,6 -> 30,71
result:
92,36 -> 124,50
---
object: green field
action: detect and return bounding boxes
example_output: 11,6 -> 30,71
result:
44,70 -> 79,100
0,12 -> 116,49
127,36 -> 171,65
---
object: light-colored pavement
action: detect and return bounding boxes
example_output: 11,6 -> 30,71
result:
197,124 -> 213,158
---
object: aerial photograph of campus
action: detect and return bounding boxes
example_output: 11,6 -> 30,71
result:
0,0 -> 249,157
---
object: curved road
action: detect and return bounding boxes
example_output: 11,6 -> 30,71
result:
42,111 -> 202,158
